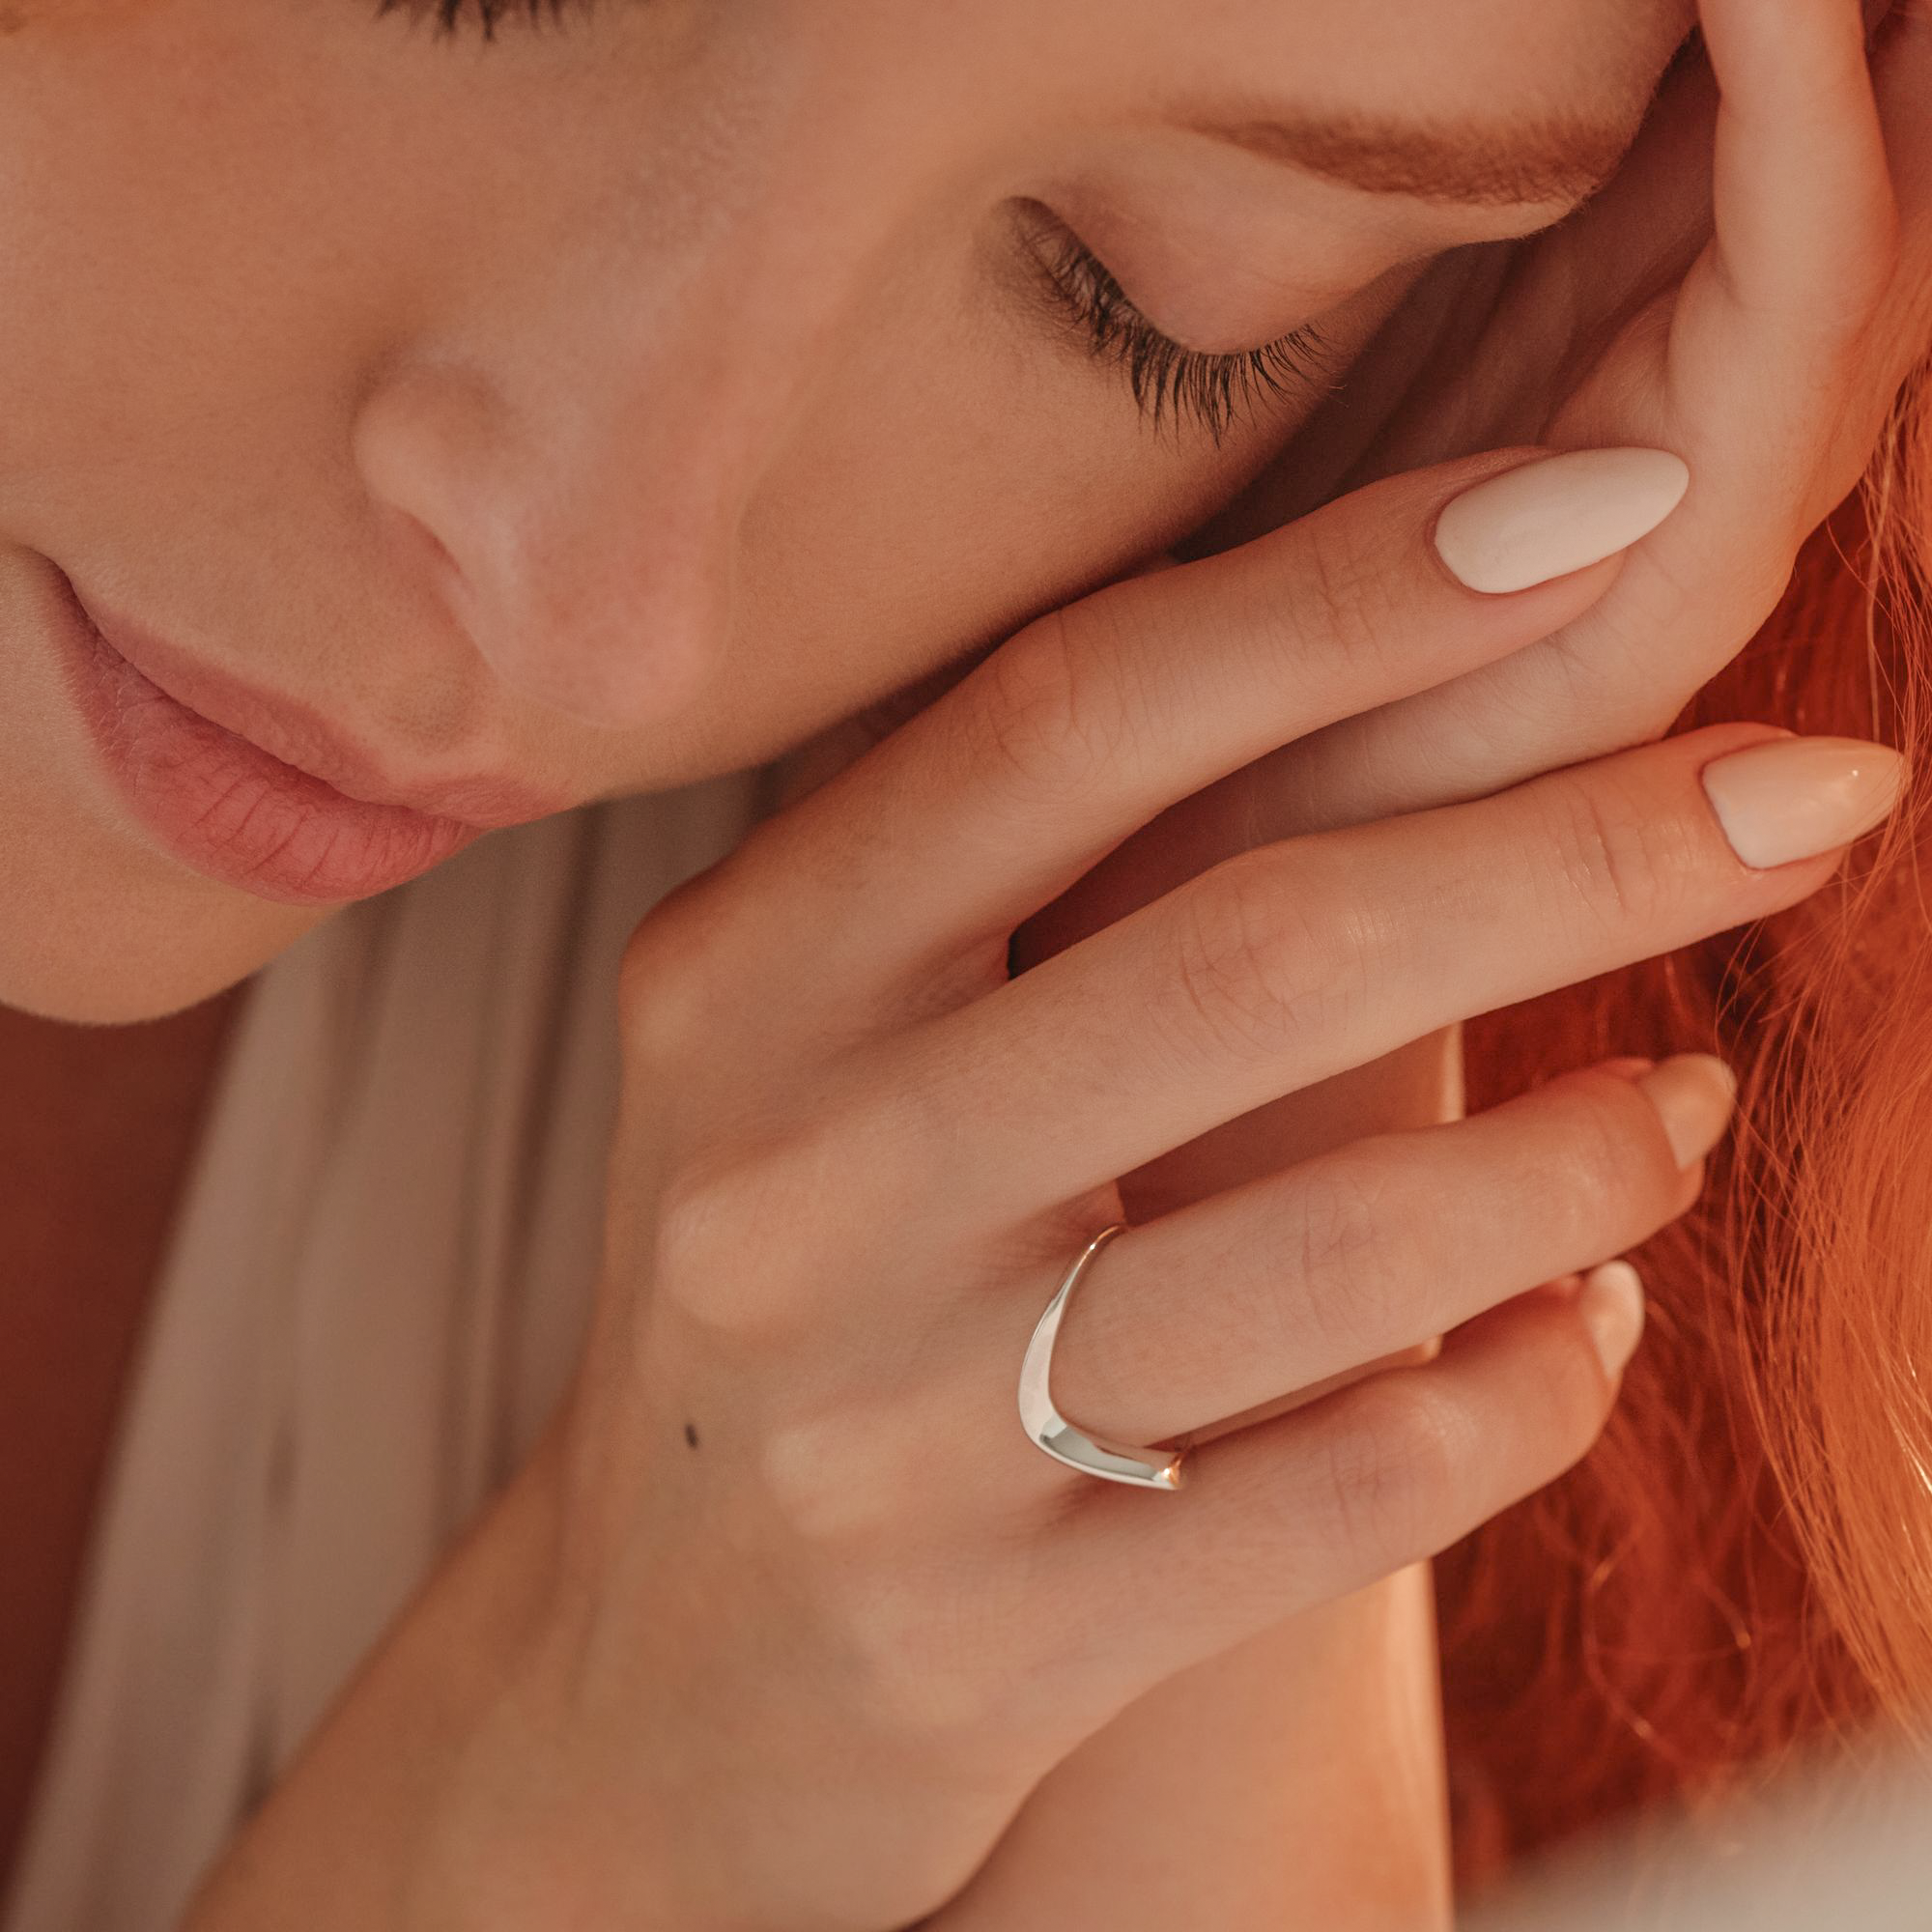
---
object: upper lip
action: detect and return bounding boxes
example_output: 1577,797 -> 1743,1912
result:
71,588 -> 575,831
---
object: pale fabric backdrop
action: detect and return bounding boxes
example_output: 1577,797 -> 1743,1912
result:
4,759 -> 784,1932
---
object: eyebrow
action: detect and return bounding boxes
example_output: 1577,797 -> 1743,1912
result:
1179,104 -> 1640,211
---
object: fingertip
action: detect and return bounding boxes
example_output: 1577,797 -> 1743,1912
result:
1672,1153 -> 1710,1216
1578,1259 -> 1646,1379
1635,1052 -> 1740,1167
1599,1055 -> 1661,1082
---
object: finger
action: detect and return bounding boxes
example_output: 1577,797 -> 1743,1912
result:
884,724 -> 1902,1230
1042,1055 -> 1729,1447
1655,0 -> 1899,537
1615,0 -> 1895,551
1044,1262 -> 1646,1685
1697,0 -> 1897,339
719,447 -> 1682,1001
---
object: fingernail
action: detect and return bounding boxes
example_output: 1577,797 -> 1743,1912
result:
1635,1054 -> 1738,1168
1701,735 -> 1909,868
1578,1260 -> 1645,1378
1433,447 -> 1690,593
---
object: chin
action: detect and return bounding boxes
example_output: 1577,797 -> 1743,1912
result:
0,938 -> 285,1027
0,937 -> 293,1027
0,841 -> 327,1026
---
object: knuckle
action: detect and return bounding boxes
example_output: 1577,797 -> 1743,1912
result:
648,1113 -> 857,1347
646,1074 -> 923,1347
1538,769 -> 1697,937
648,1150 -> 799,1348
1539,1078 -> 1662,1250
1514,1321 -> 1615,1478
616,871 -> 739,1071
829,1587 -> 942,1734
826,1554 -> 1026,1743
1295,520 -> 1403,669
1823,193 -> 1903,336
1312,1383 -> 1470,1578
1165,851 -> 1360,1065
970,606 -> 1133,810
1290,1156 -> 1414,1366
759,1411 -> 898,1548
1802,245 -> 1899,349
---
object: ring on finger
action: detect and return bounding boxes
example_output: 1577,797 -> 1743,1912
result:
1017,1223 -> 1193,1492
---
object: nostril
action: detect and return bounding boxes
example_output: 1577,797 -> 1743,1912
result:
375,499 -> 466,608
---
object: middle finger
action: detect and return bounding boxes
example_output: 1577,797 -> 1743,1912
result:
875,723 -> 1904,1232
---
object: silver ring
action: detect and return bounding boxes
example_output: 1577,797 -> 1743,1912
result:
1017,1222 -> 1191,1491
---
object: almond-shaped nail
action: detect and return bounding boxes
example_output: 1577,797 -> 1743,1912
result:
1433,447 -> 1690,593
1635,1054 -> 1737,1168
1702,736 -> 1909,869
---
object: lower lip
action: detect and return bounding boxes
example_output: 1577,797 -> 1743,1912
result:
49,576 -> 487,906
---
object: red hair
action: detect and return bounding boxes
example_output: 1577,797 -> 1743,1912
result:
1440,349 -> 1932,1892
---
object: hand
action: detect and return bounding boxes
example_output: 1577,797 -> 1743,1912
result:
1009,0 -> 1931,1230
1212,0 -> 1932,828
465,439 -> 1905,1932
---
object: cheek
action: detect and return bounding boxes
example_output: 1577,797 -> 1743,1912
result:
718,269 -> 1414,767
0,12 -> 373,537
725,381 -> 1253,759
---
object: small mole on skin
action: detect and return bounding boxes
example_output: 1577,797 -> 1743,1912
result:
683,1421 -> 699,1449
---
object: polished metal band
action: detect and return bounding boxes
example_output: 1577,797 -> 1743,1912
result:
1017,1221 -> 1191,1491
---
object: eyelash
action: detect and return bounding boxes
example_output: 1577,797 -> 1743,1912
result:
371,0 -> 577,36
1018,210 -> 1341,444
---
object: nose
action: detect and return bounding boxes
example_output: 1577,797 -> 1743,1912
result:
352,276 -> 797,731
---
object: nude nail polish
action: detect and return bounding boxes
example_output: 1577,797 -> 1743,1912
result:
1634,1054 -> 1737,1169
1701,736 -> 1909,869
1433,447 -> 1691,594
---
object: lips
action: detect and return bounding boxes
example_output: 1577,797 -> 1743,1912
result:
73,592 -> 572,830
46,565 -> 577,907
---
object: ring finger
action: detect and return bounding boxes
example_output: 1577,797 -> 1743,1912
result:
1037,1052 -> 1730,1452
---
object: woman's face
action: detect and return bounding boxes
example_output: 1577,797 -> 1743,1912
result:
0,0 -> 1690,1021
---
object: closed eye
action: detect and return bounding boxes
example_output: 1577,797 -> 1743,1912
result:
1013,204 -> 1345,445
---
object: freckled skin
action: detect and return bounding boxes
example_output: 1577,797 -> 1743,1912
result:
0,0 -> 1691,1023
